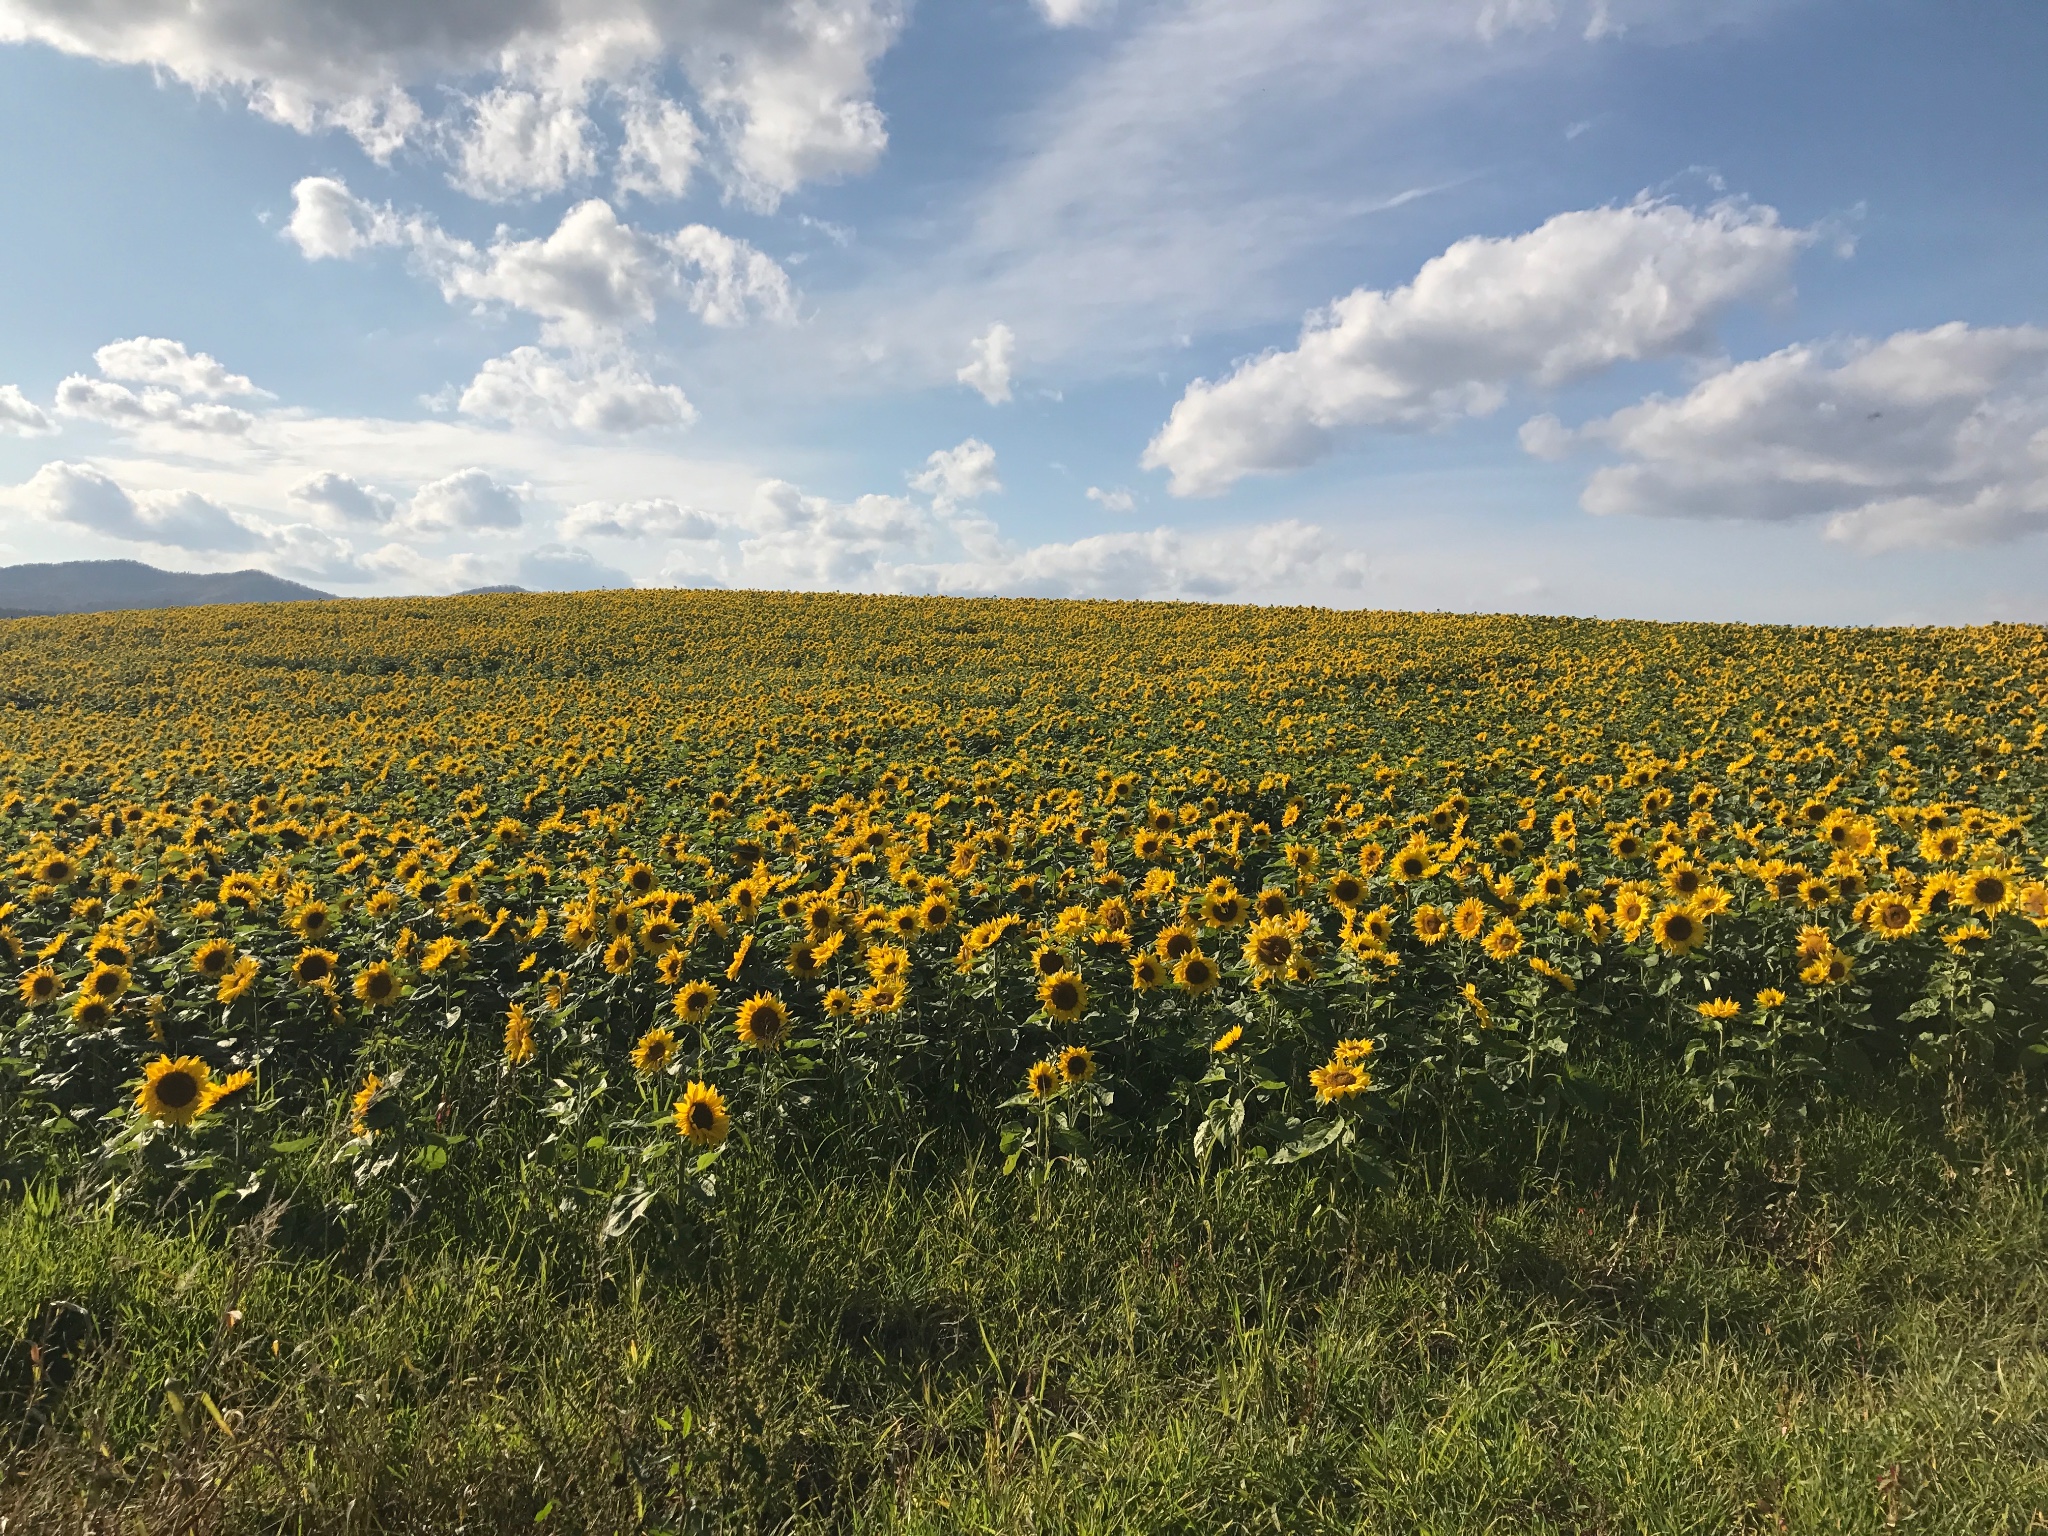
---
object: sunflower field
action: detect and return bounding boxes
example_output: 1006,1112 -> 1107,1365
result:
2,592 -> 2046,1530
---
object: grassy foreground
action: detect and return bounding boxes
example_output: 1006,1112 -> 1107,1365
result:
6,1069 -> 2046,1533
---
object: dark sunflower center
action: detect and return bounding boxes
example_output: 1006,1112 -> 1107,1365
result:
690,1103 -> 714,1129
1667,916 -> 1695,942
1051,982 -> 1078,1010
156,1071 -> 200,1109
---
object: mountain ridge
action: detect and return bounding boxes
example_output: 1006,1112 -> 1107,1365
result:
0,560 -> 333,617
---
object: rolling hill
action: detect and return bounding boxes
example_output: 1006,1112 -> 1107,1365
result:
0,559 -> 333,617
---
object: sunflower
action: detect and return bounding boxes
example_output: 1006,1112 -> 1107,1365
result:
1797,877 -> 1835,908
1038,970 -> 1088,1022
673,1081 -> 730,1146
623,862 -> 656,897
858,981 -> 905,1016
202,1069 -> 255,1112
641,916 -> 681,954
1697,998 -> 1741,1022
1243,918 -> 1297,982
291,948 -> 339,988
735,992 -> 790,1050
1325,872 -> 1365,909
1452,897 -> 1488,942
504,1004 -> 536,1065
1026,1060 -> 1061,1100
217,957 -> 260,1004
723,934 -> 753,981
919,893 -> 954,932
869,943 -> 911,983
1309,1058 -> 1369,1104
1863,893 -> 1919,941
292,902 -> 333,941
365,889 -> 401,920
137,1055 -> 212,1125
1754,988 -> 1787,1010
350,1072 -> 383,1137
785,941 -> 824,980
1200,888 -> 1248,928
1130,952 -> 1165,991
1333,1037 -> 1375,1066
87,933 -> 131,967
1481,919 -> 1523,962
354,962 -> 401,1007
1961,867 -> 2017,916
1389,839 -> 1431,882
72,994 -> 116,1029
1919,828 -> 1965,864
601,934 -> 636,975
1211,1023 -> 1244,1054
1650,904 -> 1706,956
35,852 -> 77,886
192,938 -> 236,979
1610,830 -> 1644,860
674,979 -> 718,1024
1461,983 -> 1492,1029
1800,948 -> 1852,987
822,986 -> 854,1018
18,965 -> 59,1006
1155,926 -> 1199,963
633,1025 -> 679,1074
420,936 -> 468,974
82,963 -> 130,1002
1058,1045 -> 1097,1085
1411,904 -> 1449,945
1174,952 -> 1220,995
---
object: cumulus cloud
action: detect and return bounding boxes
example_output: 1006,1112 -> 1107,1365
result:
288,179 -> 794,346
1035,0 -> 1115,25
1143,197 -> 1813,496
457,347 -> 695,433
560,497 -> 720,540
92,337 -> 263,398
616,90 -> 703,201
53,376 -> 255,435
909,438 -> 1001,508
449,86 -> 600,201
287,470 -> 400,528
407,468 -> 526,532
10,461 -> 265,551
0,384 -> 54,437
1086,486 -> 1135,513
1535,322 -> 2048,550
958,323 -> 1015,404
518,543 -> 634,591
0,1 -> 905,206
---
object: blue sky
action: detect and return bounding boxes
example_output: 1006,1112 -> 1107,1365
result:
0,0 -> 2043,621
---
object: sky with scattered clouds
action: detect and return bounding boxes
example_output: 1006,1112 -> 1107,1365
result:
0,0 -> 2043,621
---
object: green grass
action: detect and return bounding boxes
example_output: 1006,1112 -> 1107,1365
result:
5,1075 -> 2048,1533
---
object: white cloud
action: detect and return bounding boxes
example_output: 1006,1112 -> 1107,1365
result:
519,543 -> 634,591
958,323 -> 1015,404
262,521 -> 371,582
1143,197 -> 1812,496
0,1 -> 905,205
287,470 -> 400,527
407,467 -> 527,532
909,438 -> 1001,507
9,461 -> 265,551
560,497 -> 721,540
1539,322 -> 2048,550
0,384 -> 54,437
1086,485 -> 1135,513
1036,0 -> 1114,26
53,376 -> 255,435
288,180 -> 794,346
458,347 -> 696,434
93,337 -> 263,398
616,90 -> 703,200
450,87 -> 600,201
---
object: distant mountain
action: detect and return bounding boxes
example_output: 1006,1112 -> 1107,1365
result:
0,560 -> 333,617
454,584 -> 530,596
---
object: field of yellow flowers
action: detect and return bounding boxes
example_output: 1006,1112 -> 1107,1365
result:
2,592 -> 2046,1530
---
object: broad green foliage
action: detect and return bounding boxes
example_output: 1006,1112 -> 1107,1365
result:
0,592 -> 2043,1223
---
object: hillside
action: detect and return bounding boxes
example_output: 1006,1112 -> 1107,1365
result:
0,559 -> 331,616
